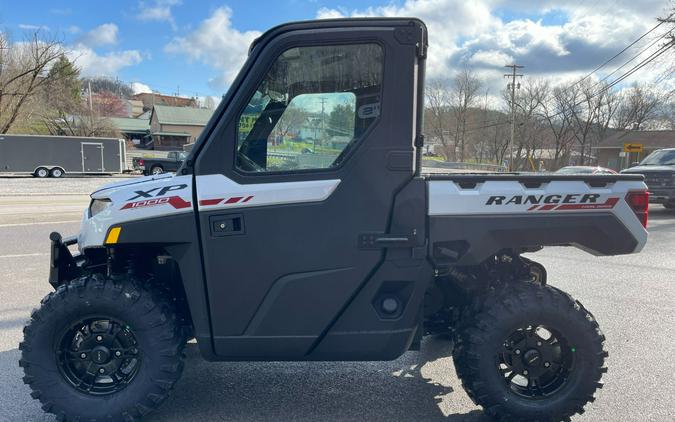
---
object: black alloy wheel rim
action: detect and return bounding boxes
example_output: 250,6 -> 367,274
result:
497,324 -> 574,399
56,318 -> 141,395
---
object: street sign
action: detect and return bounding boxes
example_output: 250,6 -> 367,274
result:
623,143 -> 643,153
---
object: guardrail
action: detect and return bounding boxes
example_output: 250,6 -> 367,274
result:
422,160 -> 507,173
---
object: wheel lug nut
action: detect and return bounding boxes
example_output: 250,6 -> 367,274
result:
115,351 -> 122,357
523,370 -> 528,375
98,368 -> 105,374
515,349 -> 521,355
544,362 -> 550,368
80,353 -> 87,359
537,341 -> 542,346
96,335 -> 103,342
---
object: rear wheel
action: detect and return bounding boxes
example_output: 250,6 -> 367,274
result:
664,202 -> 675,209
150,165 -> 164,175
453,281 -> 607,421
20,274 -> 185,422
50,167 -> 65,178
34,167 -> 49,178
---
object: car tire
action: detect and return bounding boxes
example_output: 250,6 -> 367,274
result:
50,168 -> 65,178
20,274 -> 185,422
150,165 -> 164,175
34,167 -> 49,178
453,281 -> 607,422
664,202 -> 675,209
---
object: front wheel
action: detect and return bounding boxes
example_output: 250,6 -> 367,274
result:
20,274 -> 185,422
453,281 -> 607,421
150,165 -> 164,175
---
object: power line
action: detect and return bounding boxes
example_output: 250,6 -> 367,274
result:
571,12 -> 674,87
458,16 -> 675,134
463,39 -> 675,134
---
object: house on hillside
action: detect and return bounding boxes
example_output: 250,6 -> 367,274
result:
131,93 -> 197,112
594,130 -> 675,170
123,99 -> 145,118
148,105 -> 214,150
108,117 -> 150,145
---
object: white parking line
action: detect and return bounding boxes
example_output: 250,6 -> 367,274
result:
0,220 -> 80,228
0,253 -> 50,259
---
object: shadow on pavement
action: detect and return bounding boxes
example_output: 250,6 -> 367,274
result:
1,336 -> 488,422
149,337 -> 488,422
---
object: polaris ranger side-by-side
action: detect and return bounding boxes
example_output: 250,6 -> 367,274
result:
21,18 -> 649,422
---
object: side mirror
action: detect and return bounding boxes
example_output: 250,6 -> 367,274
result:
631,161 -> 639,167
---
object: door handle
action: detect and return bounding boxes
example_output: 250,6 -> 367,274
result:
209,214 -> 245,237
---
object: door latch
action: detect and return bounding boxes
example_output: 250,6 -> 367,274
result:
210,214 -> 244,237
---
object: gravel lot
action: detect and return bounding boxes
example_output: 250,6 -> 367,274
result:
0,176 -> 673,421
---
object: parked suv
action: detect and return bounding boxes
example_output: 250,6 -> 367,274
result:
622,148 -> 675,209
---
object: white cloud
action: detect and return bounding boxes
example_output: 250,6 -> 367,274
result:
68,46 -> 143,77
131,82 -> 153,94
316,7 -> 347,19
316,1 -> 500,79
138,0 -> 182,29
66,26 -> 81,34
18,24 -> 49,31
315,0 -> 669,95
164,7 -> 261,90
79,23 -> 119,47
470,50 -> 514,67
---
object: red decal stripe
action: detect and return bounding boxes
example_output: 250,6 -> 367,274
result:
121,196 -> 191,210
555,197 -> 619,210
225,196 -> 244,204
199,198 -> 223,206
167,196 -> 192,209
527,205 -> 539,211
539,204 -> 557,211
242,195 -> 254,203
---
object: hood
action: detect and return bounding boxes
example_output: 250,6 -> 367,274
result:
621,165 -> 675,174
91,173 -> 175,198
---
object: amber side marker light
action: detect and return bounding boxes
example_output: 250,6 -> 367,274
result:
625,191 -> 649,229
105,227 -> 122,244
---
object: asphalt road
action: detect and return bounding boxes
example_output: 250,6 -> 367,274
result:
0,177 -> 674,421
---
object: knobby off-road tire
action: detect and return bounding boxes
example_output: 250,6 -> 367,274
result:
453,281 -> 607,422
20,274 -> 185,421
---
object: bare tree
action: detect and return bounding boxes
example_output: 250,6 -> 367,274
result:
451,67 -> 481,162
592,82 -> 619,144
657,7 -> 675,79
568,79 -> 607,164
539,85 -> 577,169
424,78 -> 454,160
0,31 -> 68,133
613,83 -> 666,130
502,78 -> 548,170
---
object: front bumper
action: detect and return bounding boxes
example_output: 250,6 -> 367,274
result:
49,232 -> 83,288
647,187 -> 675,203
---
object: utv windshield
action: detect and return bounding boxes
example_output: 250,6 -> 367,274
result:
639,149 -> 675,166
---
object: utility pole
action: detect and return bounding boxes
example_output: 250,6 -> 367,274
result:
504,64 -> 523,171
319,96 -> 327,149
88,80 -> 94,133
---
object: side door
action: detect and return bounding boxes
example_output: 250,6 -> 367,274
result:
82,143 -> 104,172
193,19 -> 424,359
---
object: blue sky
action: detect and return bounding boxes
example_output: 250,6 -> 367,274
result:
0,0 -> 670,100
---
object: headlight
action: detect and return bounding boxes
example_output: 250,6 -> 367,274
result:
89,198 -> 112,218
